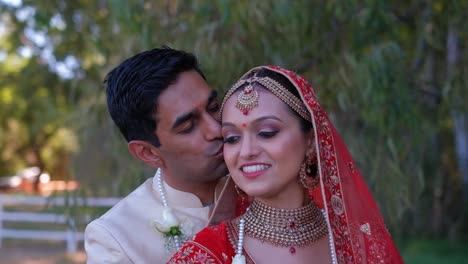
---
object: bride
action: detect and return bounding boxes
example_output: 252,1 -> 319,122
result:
168,66 -> 403,263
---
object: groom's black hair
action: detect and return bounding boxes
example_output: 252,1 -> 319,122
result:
104,46 -> 206,147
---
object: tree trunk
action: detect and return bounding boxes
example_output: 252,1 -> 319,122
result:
32,146 -> 45,193
447,27 -> 468,201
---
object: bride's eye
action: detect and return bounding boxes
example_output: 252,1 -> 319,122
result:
223,136 -> 240,144
258,131 -> 278,139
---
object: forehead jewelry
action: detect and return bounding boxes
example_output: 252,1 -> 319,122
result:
220,69 -> 312,122
236,74 -> 259,115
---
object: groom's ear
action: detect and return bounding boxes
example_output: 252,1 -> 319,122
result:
128,140 -> 164,168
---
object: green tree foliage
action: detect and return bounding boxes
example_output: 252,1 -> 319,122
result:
0,0 -> 466,240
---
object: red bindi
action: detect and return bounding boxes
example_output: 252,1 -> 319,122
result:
194,102 -> 203,110
242,123 -> 247,128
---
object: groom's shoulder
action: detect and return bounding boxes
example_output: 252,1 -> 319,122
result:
90,177 -> 157,225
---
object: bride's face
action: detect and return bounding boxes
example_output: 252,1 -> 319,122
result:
221,86 -> 312,204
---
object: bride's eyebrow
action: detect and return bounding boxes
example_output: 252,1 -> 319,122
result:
253,116 -> 282,123
221,122 -> 235,128
221,116 -> 283,128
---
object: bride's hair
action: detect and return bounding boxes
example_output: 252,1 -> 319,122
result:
239,68 -> 313,133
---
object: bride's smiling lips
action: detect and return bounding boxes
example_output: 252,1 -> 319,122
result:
239,163 -> 271,179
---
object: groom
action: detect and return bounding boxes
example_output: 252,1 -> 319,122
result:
85,47 -> 236,263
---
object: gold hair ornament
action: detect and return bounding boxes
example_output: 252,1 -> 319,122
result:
235,74 -> 259,115
220,71 -> 311,122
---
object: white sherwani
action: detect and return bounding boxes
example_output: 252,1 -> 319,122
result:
85,176 -> 231,264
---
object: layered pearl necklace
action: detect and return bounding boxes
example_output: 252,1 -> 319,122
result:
156,169 -> 183,250
233,200 -> 337,264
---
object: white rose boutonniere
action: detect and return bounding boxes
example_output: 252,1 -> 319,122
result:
153,208 -> 182,237
154,169 -> 194,251
152,208 -> 194,251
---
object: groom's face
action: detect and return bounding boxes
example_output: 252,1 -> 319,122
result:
154,70 -> 227,186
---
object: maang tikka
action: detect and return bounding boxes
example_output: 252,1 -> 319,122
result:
236,74 -> 259,115
220,67 -> 312,123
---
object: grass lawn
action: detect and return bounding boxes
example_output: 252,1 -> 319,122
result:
399,239 -> 468,264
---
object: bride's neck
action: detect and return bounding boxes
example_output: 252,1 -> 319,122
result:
255,188 -> 310,209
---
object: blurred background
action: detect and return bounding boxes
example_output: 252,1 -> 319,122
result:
0,0 -> 466,263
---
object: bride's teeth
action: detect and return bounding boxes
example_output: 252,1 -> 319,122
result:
242,165 -> 268,173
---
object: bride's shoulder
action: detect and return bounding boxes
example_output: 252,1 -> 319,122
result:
192,221 -> 229,242
168,221 -> 233,264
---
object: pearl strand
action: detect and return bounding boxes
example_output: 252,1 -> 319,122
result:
237,217 -> 245,254
324,210 -> 337,264
232,216 -> 246,264
156,169 -> 181,250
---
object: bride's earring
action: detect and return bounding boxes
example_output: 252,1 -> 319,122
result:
235,184 -> 249,216
299,152 -> 319,189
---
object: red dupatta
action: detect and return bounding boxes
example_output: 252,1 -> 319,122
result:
248,66 -> 403,264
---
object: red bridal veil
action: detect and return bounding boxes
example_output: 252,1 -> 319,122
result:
260,66 -> 403,263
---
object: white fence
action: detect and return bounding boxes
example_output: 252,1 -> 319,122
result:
0,194 -> 121,252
